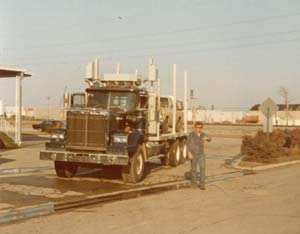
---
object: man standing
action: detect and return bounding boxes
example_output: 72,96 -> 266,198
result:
187,121 -> 211,190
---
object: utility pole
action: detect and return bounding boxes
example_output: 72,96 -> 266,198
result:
45,96 -> 50,120
190,89 -> 196,125
279,86 -> 290,126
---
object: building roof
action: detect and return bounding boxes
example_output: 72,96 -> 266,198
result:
0,66 -> 32,78
250,104 -> 300,111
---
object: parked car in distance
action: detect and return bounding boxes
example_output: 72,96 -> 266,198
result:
32,120 -> 65,133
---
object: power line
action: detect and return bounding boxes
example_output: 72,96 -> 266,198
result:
11,35 -> 300,67
3,10 -> 300,51
6,28 -> 300,63
0,17 -> 121,36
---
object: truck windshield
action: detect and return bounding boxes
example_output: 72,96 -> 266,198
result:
87,91 -> 138,111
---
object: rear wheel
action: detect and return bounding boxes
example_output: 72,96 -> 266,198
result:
54,161 -> 78,178
169,140 -> 181,167
180,139 -> 188,164
122,145 -> 145,183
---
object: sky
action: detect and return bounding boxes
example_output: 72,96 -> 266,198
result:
0,0 -> 299,111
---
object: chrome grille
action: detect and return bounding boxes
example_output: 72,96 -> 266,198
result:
66,112 -> 108,149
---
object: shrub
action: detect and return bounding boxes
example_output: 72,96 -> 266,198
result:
241,129 -> 300,163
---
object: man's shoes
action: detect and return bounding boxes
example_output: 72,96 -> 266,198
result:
198,184 -> 206,190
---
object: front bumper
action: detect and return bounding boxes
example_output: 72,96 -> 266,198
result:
40,150 -> 129,166
46,142 -> 65,150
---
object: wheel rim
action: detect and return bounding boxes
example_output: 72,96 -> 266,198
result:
183,144 -> 187,159
176,145 -> 180,162
136,153 -> 143,175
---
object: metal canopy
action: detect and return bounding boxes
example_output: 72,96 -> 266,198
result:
0,66 -> 32,78
0,66 -> 32,146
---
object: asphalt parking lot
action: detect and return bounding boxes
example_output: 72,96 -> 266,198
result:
2,124 -> 300,234
0,133 -> 241,212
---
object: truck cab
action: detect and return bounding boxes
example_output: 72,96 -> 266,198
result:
40,60 -> 188,184
65,86 -> 146,153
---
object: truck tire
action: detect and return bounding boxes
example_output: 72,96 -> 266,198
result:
54,161 -> 78,178
180,139 -> 188,164
122,145 -> 145,183
169,140 -> 181,167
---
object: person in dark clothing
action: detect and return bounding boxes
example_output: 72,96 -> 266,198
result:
161,115 -> 169,134
175,116 -> 182,133
187,121 -> 211,190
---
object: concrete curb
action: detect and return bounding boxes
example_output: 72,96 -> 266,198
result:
235,160 -> 300,171
0,204 -> 54,224
0,167 -> 53,175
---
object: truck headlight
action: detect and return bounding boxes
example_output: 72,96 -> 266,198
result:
51,133 -> 64,140
113,134 -> 128,143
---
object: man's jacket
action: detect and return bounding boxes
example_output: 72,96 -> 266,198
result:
187,132 -> 208,155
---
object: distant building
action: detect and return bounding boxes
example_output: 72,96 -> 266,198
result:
248,104 -> 300,126
250,104 -> 300,112
188,109 -> 245,123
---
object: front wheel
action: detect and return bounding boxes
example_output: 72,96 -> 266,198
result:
54,161 -> 78,178
122,145 -> 145,183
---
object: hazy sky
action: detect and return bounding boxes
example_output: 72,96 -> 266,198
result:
0,0 -> 299,111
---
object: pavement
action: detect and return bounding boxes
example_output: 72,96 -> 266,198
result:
0,133 -> 52,171
0,134 -> 241,178
2,132 -> 300,233
2,160 -> 300,234
0,134 -> 243,213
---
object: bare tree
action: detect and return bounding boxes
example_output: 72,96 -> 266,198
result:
279,86 -> 290,126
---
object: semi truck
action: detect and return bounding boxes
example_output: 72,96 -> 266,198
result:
40,59 -> 189,183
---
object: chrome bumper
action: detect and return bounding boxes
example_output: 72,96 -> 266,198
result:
40,151 -> 129,166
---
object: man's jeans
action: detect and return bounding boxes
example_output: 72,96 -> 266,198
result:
191,154 -> 206,185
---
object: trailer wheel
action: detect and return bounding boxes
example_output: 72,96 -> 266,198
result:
169,140 -> 181,167
122,145 -> 145,184
180,139 -> 188,164
54,161 -> 78,178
